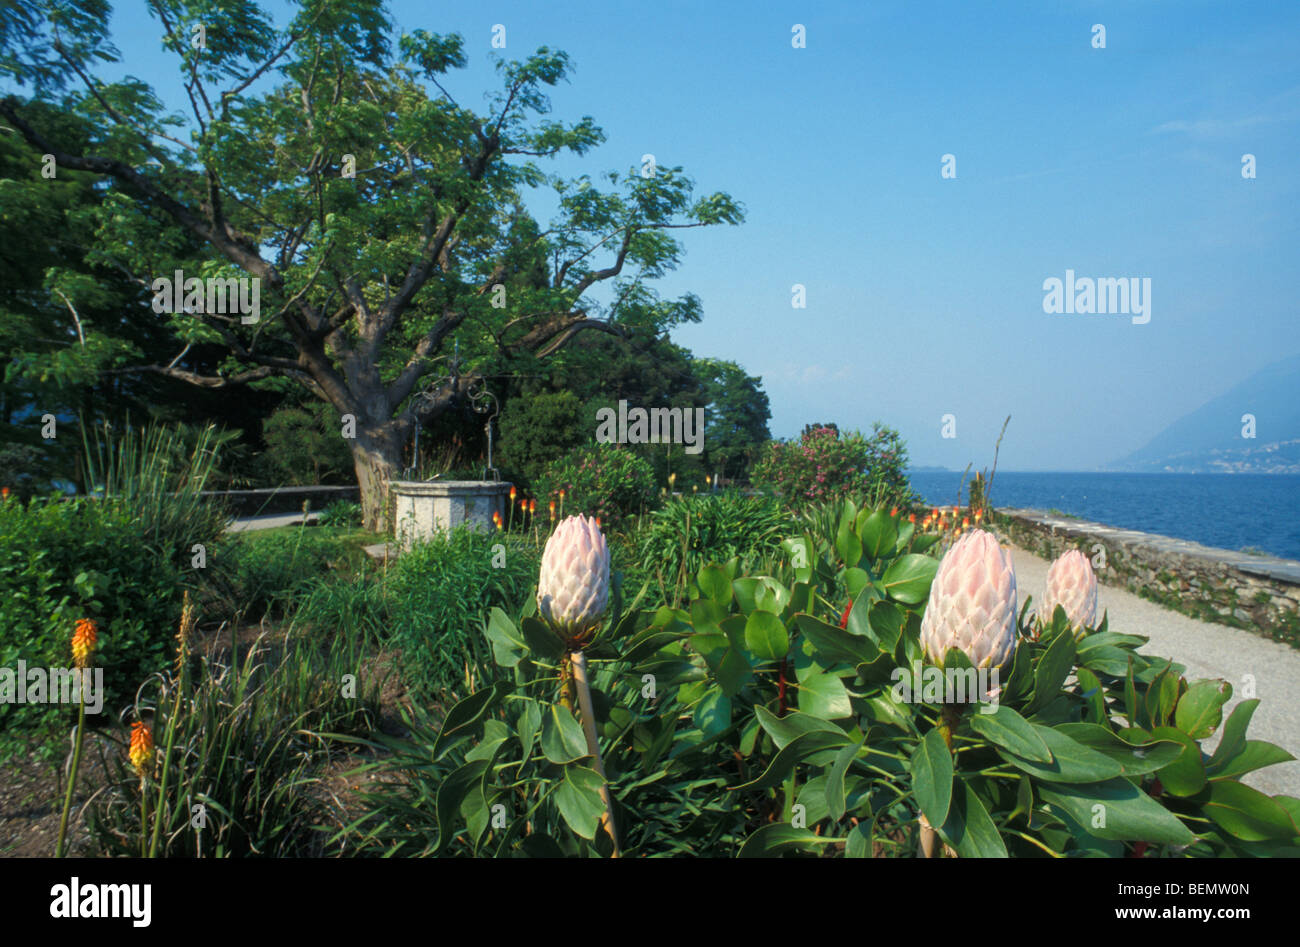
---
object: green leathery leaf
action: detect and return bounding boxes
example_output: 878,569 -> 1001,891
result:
738,823 -> 843,857
968,704 -> 1052,763
939,780 -> 1008,858
540,702 -> 590,764
1201,780 -> 1300,842
1149,725 -> 1206,797
1055,723 -> 1184,777
858,509 -> 898,560
1174,679 -> 1231,740
553,764 -> 607,840
797,669 -> 852,719
880,554 -> 938,604
910,727 -> 953,826
1037,779 -> 1196,846
744,610 -> 790,660
697,563 -> 732,606
997,724 -> 1124,783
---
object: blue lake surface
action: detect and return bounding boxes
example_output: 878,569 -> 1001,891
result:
907,472 -> 1300,561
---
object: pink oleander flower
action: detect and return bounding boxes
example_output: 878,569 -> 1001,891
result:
538,514 -> 610,643
919,530 -> 1018,669
1042,549 -> 1098,637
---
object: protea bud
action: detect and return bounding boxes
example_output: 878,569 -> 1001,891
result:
538,514 -> 610,642
1042,549 -> 1098,636
919,529 -> 1018,669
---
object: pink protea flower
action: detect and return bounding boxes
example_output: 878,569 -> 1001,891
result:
538,514 -> 610,643
1042,549 -> 1098,636
919,530 -> 1018,669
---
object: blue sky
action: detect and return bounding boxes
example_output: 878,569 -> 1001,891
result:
54,1 -> 1300,469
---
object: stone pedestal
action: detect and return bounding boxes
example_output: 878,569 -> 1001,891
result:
389,480 -> 512,549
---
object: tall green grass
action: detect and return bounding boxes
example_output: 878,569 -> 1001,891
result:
290,528 -> 542,704
87,627 -> 380,857
81,420 -> 232,557
636,492 -> 794,606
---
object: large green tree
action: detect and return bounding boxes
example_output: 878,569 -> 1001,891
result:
1,0 -> 742,527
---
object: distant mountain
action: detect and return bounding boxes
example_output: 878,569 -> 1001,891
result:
1109,354 -> 1300,473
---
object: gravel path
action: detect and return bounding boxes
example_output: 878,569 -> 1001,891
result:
1008,543 -> 1300,799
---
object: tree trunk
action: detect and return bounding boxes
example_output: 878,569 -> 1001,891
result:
350,420 -> 409,533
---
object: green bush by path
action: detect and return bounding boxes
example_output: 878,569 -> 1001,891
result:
290,528 -> 544,703
752,422 -> 916,510
636,492 -> 793,605
207,525 -> 373,623
535,443 -> 657,526
0,497 -> 185,756
1,424 -> 230,759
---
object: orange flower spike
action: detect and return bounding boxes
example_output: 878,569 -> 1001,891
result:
890,507 -> 898,517
529,499 -> 536,515
510,486 -> 517,501
128,721 -> 154,777
548,500 -> 556,519
909,513 -> 916,524
71,618 -> 98,669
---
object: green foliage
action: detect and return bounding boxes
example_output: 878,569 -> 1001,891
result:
0,497 -> 179,756
383,530 -> 541,701
637,492 -> 794,605
318,499 -> 363,528
0,10 -> 744,525
291,528 -> 541,703
753,423 -> 916,509
695,357 -> 772,481
340,498 -> 1300,858
496,390 -> 588,487
535,443 -> 656,525
209,525 -> 370,622
0,423 -> 230,758
258,403 -> 355,486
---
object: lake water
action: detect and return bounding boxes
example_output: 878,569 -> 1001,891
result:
907,471 -> 1300,561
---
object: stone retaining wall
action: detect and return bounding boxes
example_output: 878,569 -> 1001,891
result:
992,508 -> 1300,646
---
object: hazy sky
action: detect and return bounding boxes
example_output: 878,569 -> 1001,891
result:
47,0 -> 1300,469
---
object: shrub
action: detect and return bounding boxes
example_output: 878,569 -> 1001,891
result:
383,529 -> 541,701
258,403 -> 354,485
208,525 -> 368,622
752,422 -> 915,509
350,500 -> 1300,858
636,492 -> 793,604
0,424 -> 230,758
291,527 -> 542,703
497,390 -> 588,487
535,444 -> 656,525
318,499 -> 363,528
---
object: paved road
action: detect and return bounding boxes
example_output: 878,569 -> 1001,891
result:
1008,543 -> 1300,799
224,512 -> 319,532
